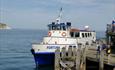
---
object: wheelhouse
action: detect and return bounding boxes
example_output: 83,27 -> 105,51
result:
48,22 -> 71,31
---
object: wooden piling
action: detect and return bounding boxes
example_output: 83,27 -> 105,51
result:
80,45 -> 88,70
73,46 -> 77,60
76,46 -> 81,70
99,50 -> 104,70
55,48 -> 60,70
68,46 -> 73,58
61,47 -> 66,60
54,45 -> 88,70
83,45 -> 88,70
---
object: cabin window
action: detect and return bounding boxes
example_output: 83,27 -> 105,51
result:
85,33 -> 87,37
49,27 -> 52,30
48,24 -> 52,30
63,26 -> 66,30
88,33 -> 90,37
82,33 -> 84,38
70,32 -> 74,37
75,32 -> 79,37
57,25 -> 61,30
52,26 -> 56,30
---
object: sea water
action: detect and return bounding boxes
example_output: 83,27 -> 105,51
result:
0,29 -> 105,70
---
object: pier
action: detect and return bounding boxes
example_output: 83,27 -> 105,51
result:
53,21 -> 115,70
54,43 -> 115,70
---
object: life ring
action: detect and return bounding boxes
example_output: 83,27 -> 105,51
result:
48,32 -> 51,36
62,32 -> 66,37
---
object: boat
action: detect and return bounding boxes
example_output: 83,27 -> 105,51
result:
31,8 -> 96,66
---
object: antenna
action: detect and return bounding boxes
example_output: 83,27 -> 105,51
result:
59,7 -> 62,18
56,7 -> 63,24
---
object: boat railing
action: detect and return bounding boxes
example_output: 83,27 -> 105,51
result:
32,43 -> 76,46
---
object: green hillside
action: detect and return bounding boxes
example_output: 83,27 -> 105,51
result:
0,23 -> 7,29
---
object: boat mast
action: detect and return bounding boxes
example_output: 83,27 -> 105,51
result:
56,8 -> 62,24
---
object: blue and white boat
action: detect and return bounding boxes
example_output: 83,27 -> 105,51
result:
31,8 -> 96,65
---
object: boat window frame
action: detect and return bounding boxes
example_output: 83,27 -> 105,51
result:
56,24 -> 61,30
52,25 -> 56,30
75,32 -> 80,37
62,26 -> 66,30
70,32 -> 74,37
85,33 -> 87,37
48,26 -> 52,30
82,33 -> 85,38
88,33 -> 90,37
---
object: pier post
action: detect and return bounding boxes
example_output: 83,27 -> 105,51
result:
80,45 -> 88,70
55,48 -> 60,70
76,45 -> 81,70
68,46 -> 73,58
99,50 -> 104,70
73,46 -> 77,61
61,47 -> 66,60
83,45 -> 88,70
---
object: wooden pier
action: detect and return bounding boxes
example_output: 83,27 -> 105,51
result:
54,43 -> 115,70
55,45 -> 87,70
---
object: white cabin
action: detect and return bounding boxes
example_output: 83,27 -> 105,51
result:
42,22 -> 96,46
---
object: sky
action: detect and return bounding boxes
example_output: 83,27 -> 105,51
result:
0,0 -> 115,31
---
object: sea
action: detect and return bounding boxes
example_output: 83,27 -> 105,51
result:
0,29 -> 105,70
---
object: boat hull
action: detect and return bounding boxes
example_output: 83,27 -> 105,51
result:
31,49 -> 54,65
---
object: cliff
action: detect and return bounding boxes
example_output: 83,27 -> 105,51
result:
0,23 -> 11,29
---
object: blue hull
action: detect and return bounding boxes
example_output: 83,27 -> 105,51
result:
31,49 -> 54,65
